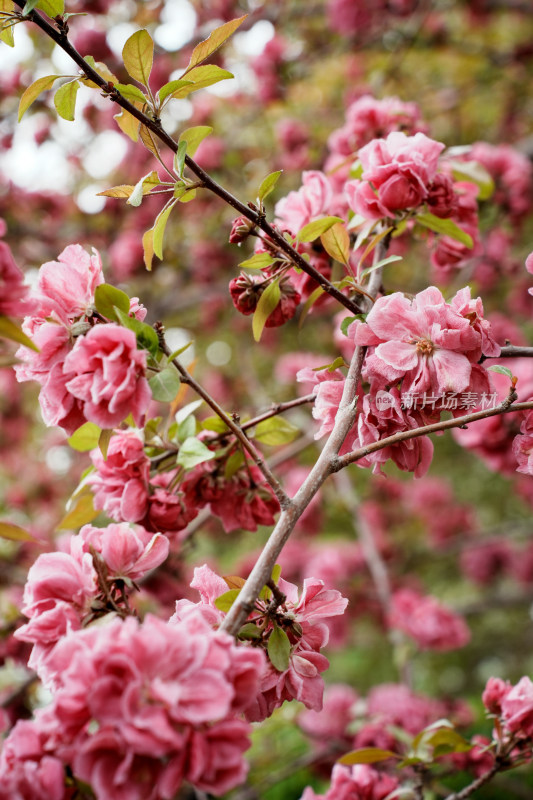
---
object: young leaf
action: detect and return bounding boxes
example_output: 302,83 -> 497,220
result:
35,0 -> 64,16
0,316 -> 39,351
321,222 -> 350,265
238,622 -> 262,640
224,450 -> 244,480
114,82 -> 149,105
149,367 -> 181,402
177,413 -> 196,442
449,159 -> 494,201
258,170 -> 282,203
68,421 -> 102,452
223,575 -> 246,590
127,170 -> 161,208
176,437 -> 216,469
98,429 -> 113,460
114,307 -> 159,357
142,226 -> 155,271
239,252 -> 275,270
214,588 -> 241,612
114,107 -> 140,142
0,0 -> 16,47
94,283 -> 131,321
297,216 -> 344,243
340,315 -> 361,337
178,188 -> 197,204
338,748 -> 399,766
18,74 -> 58,121
252,279 -> 280,342
175,399 -> 203,424
416,212 -> 473,248
360,254 -> 402,280
0,521 -> 36,542
153,201 -> 177,260
157,79 -> 194,104
122,29 -> 154,87
267,624 -> 291,672
81,55 -> 118,89
174,140 -> 187,179
97,185 -> 136,200
57,492 -> 99,530
271,564 -> 282,584
298,285 -> 325,328
139,124 -> 160,159
184,15 -> 247,73
53,80 -> 80,121
169,65 -> 234,98
201,415 -> 229,433
254,417 -> 300,446
488,365 -> 514,381
178,125 -> 213,158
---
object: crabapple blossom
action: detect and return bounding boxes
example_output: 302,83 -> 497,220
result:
275,170 -> 334,232
300,764 -> 399,800
89,430 -> 151,523
32,244 -> 103,326
0,241 -> 34,318
63,325 -> 151,430
388,588 -> 471,651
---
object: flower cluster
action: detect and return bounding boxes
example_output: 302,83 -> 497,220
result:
3,612 -> 265,799
0,241 -> 35,318
388,587 -> 470,651
483,675 -> 533,743
300,764 -> 399,800
14,245 -> 151,434
173,565 -> 348,720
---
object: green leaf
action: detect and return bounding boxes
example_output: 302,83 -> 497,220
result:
297,216 -> 344,243
214,588 -> 241,612
98,429 -> 113,460
178,188 -> 196,204
57,492 -> 99,530
35,0 -> 64,16
176,437 -> 216,469
93,283 -> 130,322
267,624 -> 291,672
68,421 -> 101,452
18,74 -> 58,120
81,55 -> 118,88
254,416 -> 300,446
449,159 -> 494,201
360,254 -> 402,280
258,170 -> 283,203
298,285 -> 325,328
114,82 -> 149,105
340,315 -> 360,336
488,365 -> 514,381
142,226 -> 155,271
149,367 -> 181,402
271,564 -> 282,583
252,280 -> 280,342
157,79 -> 194,104
224,450 -> 244,479
167,341 -> 193,362
53,79 -> 80,121
239,252 -> 275,270
0,5 -> 15,48
416,212 -> 473,248
0,316 -> 39,351
127,170 -> 161,208
22,0 -> 39,12
201,415 -> 229,433
320,222 -> 350,265
174,140 -> 187,179
177,413 -> 196,442
238,622 -> 262,640
175,399 -> 203,424
0,521 -> 36,542
153,201 -> 176,260
122,29 -> 153,87
114,307 -> 159,357
169,65 -> 234,98
338,748 -> 400,766
184,15 -> 247,73
178,125 -> 213,158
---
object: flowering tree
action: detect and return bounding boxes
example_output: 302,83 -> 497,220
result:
1,0 -> 533,798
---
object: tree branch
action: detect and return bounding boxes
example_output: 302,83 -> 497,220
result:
12,1 -> 363,317
332,399 -> 533,472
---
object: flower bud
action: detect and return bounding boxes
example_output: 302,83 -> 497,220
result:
229,216 -> 255,244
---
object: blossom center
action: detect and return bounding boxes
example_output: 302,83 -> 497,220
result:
414,337 -> 435,356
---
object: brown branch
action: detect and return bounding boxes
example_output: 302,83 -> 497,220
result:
443,758 -> 503,800
481,345 -> 533,361
12,1 -> 362,317
156,324 -> 290,510
332,399 -> 533,472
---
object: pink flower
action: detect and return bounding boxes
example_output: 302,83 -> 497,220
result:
469,142 -> 533,224
346,132 -> 444,220
299,684 -> 358,742
526,252 -> 533,296
15,321 -> 71,386
275,171 -> 334,233
430,182 -> 481,276
354,287 -> 486,394
512,432 -> 533,475
89,431 -> 150,523
300,764 -> 399,800
353,389 -> 434,478
63,324 -> 151,429
33,244 -> 103,325
482,677 -> 512,716
0,718 -> 68,800
366,683 -> 444,735
0,241 -> 34,317
76,523 -> 169,582
501,677 -> 533,737
388,588 -> 470,651
145,472 -> 199,534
